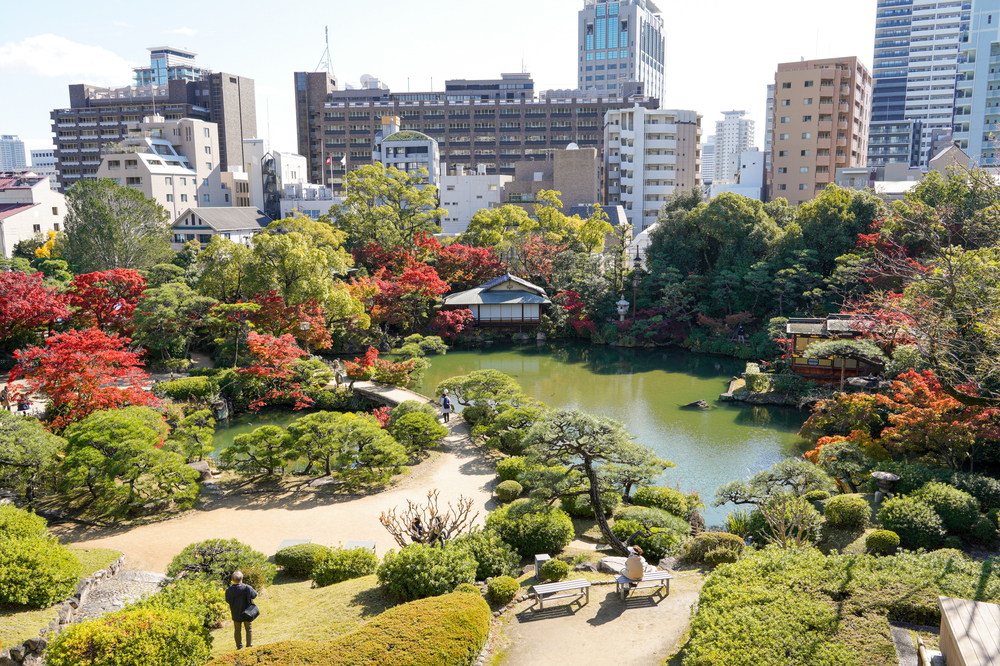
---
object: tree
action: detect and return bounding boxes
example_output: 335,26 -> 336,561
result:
389,412 -> 448,452
220,425 -> 295,476
67,269 -> 147,334
0,271 -> 69,347
435,370 -> 524,408
343,347 -> 419,388
368,264 -> 450,332
286,411 -> 348,476
247,223 -> 351,306
472,403 -> 547,455
521,408 -> 673,555
429,309 -> 474,342
196,237 -> 254,303
10,328 -> 161,429
209,302 -> 261,367
166,410 -> 215,463
379,489 -> 479,547
248,291 -> 331,351
0,411 -> 65,503
236,332 -> 311,411
431,241 -> 505,292
325,412 -> 407,484
132,282 -> 218,363
803,339 -> 889,390
713,458 -> 835,507
59,178 -> 173,272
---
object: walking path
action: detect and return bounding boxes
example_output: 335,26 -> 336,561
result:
344,380 -> 436,407
75,570 -> 168,622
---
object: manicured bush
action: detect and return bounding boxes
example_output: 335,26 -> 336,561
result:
560,491 -> 622,518
804,490 -> 831,502
450,529 -> 520,581
0,504 -> 48,540
951,473 -> 1000,512
454,583 -> 481,595
487,575 -> 520,603
678,532 -> 745,564
495,480 -> 523,502
485,499 -> 575,558
130,578 -> 228,628
823,494 -> 871,529
46,607 -> 211,666
0,536 -> 79,607
971,516 -> 999,545
632,485 -> 694,518
377,543 -> 476,601
943,535 -> 963,550
154,376 -> 217,402
461,405 -> 491,426
166,538 -> 276,589
539,558 -> 570,582
203,592 -> 491,666
496,456 -> 527,482
611,518 -> 687,561
312,547 -> 379,588
274,543 -> 333,579
389,412 -> 448,452
878,497 -> 946,550
703,548 -> 739,566
865,529 -> 900,556
912,482 -> 980,534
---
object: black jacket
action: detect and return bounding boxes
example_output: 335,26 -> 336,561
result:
225,583 -> 258,622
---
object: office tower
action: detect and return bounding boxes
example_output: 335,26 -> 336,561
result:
764,84 -> 775,173
868,0 -> 969,167
604,105 -> 702,231
0,135 -> 27,170
770,57 -> 873,206
956,0 -> 1000,165
702,135 -> 715,187
577,0 -> 665,104
714,111 -> 754,183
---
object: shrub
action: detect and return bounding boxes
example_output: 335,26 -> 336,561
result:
203,592 -> 491,666
528,488 -> 552,501
454,583 -> 481,595
804,490 -> 831,502
495,480 -> 523,502
462,405 -> 491,426
389,412 -> 448,452
678,532 -> 745,564
45,607 -> 210,666
312,547 -> 379,588
950,473 -> 1000,512
971,516 -> 999,545
274,543 -> 333,579
0,504 -> 48,540
746,496 -> 823,546
632,485 -> 694,518
487,575 -> 520,603
0,536 -> 79,607
154,376 -> 217,402
166,538 -> 276,589
703,548 -> 739,566
722,509 -> 754,538
485,499 -> 575,558
539,559 -> 570,582
377,543 -> 476,600
560,491 -> 622,518
869,461 -> 948,495
912,482 -> 980,534
878,497 -> 946,550
130,578 -> 228,628
865,529 -> 900,556
611,519 -> 686,561
616,505 -> 691,533
943,536 -> 963,550
496,456 -> 527,482
824,494 -> 871,529
450,530 -> 520,581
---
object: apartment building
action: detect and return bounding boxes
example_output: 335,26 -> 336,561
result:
293,71 -> 658,193
577,0 -> 666,103
95,146 -> 198,219
702,136 -> 715,187
0,173 -> 66,258
764,84 -> 775,173
439,165 -> 512,235
710,148 -> 766,201
604,105 -> 702,231
956,0 -> 1000,166
714,110 -> 754,182
373,117 -> 441,189
770,57 -> 873,206
504,146 -> 600,215
0,136 -> 26,171
51,47 -> 255,191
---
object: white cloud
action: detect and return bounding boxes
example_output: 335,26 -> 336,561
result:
167,27 -> 198,36
0,34 -> 135,84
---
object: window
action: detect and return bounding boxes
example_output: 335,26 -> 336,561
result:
204,146 -> 211,154
53,223 -> 60,231
778,184 -> 787,190
51,207 -> 58,215
225,193 -> 230,203
165,177 -> 172,185
181,194 -> 188,202
166,194 -> 174,202
108,160 -> 120,170
799,184 -> 808,190
779,133 -> 789,140
803,98 -> 813,105
801,133 -> 812,139
180,178 -> 187,185
804,80 -> 814,87
782,82 -> 791,89
32,224 -> 41,233
800,166 -> 810,173
125,176 -> 142,185
801,149 -> 811,156
780,117 -> 790,123
778,167 -> 787,173
781,99 -> 790,106
802,116 -> 812,122
778,150 -> 787,156
203,128 -> 210,137
205,162 -> 212,170
203,194 -> 210,202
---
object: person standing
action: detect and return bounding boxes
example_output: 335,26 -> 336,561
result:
440,390 -> 452,423
225,571 -> 258,650
0,386 -> 10,412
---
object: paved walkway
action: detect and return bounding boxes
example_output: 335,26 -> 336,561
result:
334,380 -> 437,408
75,570 -> 168,621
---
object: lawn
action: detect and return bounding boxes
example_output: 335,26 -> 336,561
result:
0,547 -> 121,648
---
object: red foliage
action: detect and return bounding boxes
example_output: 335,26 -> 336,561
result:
697,312 -> 754,339
430,309 -> 475,342
237,331 -> 312,411
0,272 -> 69,342
343,346 -> 380,381
370,406 -> 391,428
434,244 -> 506,292
343,346 -> 418,386
9,327 -> 161,429
368,264 -> 449,330
249,291 -> 332,350
68,269 -> 147,334
352,243 -> 415,276
554,291 -> 595,336
515,236 -> 564,284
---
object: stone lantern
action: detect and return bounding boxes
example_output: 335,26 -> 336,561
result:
616,297 -> 630,321
871,471 -> 900,504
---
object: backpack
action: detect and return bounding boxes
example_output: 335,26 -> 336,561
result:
442,396 -> 451,411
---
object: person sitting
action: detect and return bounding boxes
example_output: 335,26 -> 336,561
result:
17,398 -> 30,412
623,545 -> 646,583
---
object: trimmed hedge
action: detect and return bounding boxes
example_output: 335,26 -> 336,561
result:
450,530 -> 520,581
377,544 -> 476,601
485,499 -> 574,558
878,497 -> 946,550
155,376 -> 218,402
129,578 -> 228,628
912,482 -> 980,534
539,559 -> 570,582
865,529 -> 900,556
804,490 -> 831,502
386,400 -> 440,431
204,592 -> 491,666
487,575 -> 520,603
312,547 -> 379,588
275,543 -> 333,579
166,538 -> 276,589
0,505 -> 48,540
632,485 -> 693,519
495,480 -> 523,502
390,412 -> 448,452
560,491 -> 622,518
0,536 -> 80,607
823,494 -> 871,529
678,532 -> 745,564
496,456 -> 527,482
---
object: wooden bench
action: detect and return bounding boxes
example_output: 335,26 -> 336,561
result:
616,571 -> 672,602
531,579 -> 591,610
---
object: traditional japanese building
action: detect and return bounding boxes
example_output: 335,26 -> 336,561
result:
442,274 -> 550,327
785,314 -> 872,381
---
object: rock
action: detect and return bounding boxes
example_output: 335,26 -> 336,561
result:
0,656 -> 18,666
681,400 -> 709,409
598,556 -> 628,574
521,564 -> 536,576
24,637 -> 46,652
658,557 -> 679,571
21,655 -> 44,666
7,645 -> 25,660
574,562 -> 599,573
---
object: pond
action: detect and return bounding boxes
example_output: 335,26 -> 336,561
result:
211,410 -> 311,471
413,343 -> 808,525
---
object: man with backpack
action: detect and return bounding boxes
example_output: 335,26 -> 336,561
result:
225,571 -> 258,650
440,390 -> 453,423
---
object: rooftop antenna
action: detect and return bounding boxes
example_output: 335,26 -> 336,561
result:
316,26 -> 335,77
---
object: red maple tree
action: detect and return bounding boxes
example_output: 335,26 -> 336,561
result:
236,331 -> 312,411
361,264 -> 449,331
0,272 -> 69,343
9,327 -> 161,429
249,291 -> 332,350
434,243 -> 506,292
430,309 -> 474,342
68,269 -> 147,334
343,346 -> 418,387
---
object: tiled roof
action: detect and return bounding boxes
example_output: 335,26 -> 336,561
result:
0,203 -> 36,221
172,207 -> 271,231
479,273 -> 547,295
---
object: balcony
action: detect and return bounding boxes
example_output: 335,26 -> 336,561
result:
837,138 -> 849,147
608,154 -> 621,164
644,185 -> 676,196
644,153 -> 676,166
57,122 -> 76,128
818,121 -> 833,131
814,173 -> 831,184
818,138 -> 832,149
607,185 -> 621,195
99,121 -> 119,126
78,122 -> 97,127
645,139 -> 676,150
816,155 -> 831,166
819,103 -> 834,112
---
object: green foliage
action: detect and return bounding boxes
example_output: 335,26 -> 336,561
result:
449,530 -> 520,581
376,543 -> 476,601
804,490 -> 831,502
677,532 -> 745,564
744,363 -> 770,393
389,411 -> 448,452
155,377 -> 218,402
885,344 -> 930,379
453,583 -> 481,595
46,607 -> 210,666
0,411 -> 65,502
0,536 -> 79,607
485,499 -> 575,558
877,497 -> 946,549
312,547 -> 379,587
539,559 -> 570,582
400,334 -> 449,355
971,516 -> 998,545
286,412 -> 406,483
633,485 -> 696,519
220,424 -> 296,476
615,505 -> 691,532
473,404 -> 547,455
386,400 -> 439,431
166,538 -> 276,589
823,494 -> 871,529
0,504 -> 48,540
165,409 -> 215,463
487,575 -> 520,602
722,509 -> 755,538
496,456 -> 527,482
912,482 -> 980,534
130,578 -> 228,629
611,518 -> 686,560
869,462 -> 1000,512
560,490 -> 622,518
949,473 -> 1000,512
942,536 -> 963,550
274,543 -> 333,578
495,480 -> 523,502
865,529 -> 900,555
704,548 -> 739,566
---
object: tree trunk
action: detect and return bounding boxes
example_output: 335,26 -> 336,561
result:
585,463 -> 629,555
840,356 -> 846,392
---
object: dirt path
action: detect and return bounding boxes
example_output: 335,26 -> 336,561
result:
498,572 -> 704,666
50,418 -> 495,572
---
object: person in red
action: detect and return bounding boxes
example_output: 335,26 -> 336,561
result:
225,571 -> 258,650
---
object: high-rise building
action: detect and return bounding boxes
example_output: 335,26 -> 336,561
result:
51,47 -> 255,192
770,57 -> 873,206
577,0 -> 665,104
0,135 -> 26,171
764,84 -> 775,172
868,0 -> 969,167
956,0 -> 1000,166
702,136 -> 715,187
29,149 -> 59,189
713,111 -> 754,183
604,105 -> 702,231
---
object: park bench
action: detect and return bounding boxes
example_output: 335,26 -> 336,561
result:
615,570 -> 672,602
531,579 -> 591,610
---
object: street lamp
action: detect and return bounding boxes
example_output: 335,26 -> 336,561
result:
616,297 -> 630,321
631,245 -> 642,323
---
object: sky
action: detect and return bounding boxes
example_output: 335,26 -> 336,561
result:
0,0 -> 877,156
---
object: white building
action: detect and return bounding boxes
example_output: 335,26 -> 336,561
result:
956,0 -> 1000,167
29,149 -> 59,190
439,164 -> 512,235
710,148 -> 766,201
714,110 -> 754,183
0,173 -> 66,258
280,183 -> 339,220
604,104 -> 702,232
764,84 -> 775,174
0,136 -> 26,171
95,141 -> 198,220
170,207 -> 270,251
577,0 -> 665,103
372,117 -> 440,190
243,138 -> 322,221
702,136 -> 716,187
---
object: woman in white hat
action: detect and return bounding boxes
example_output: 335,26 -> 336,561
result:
440,389 -> 453,423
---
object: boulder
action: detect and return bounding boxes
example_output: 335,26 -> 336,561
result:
681,400 -> 709,409
0,656 -> 18,666
188,460 -> 213,482
598,556 -> 658,575
24,637 -> 46,652
658,557 -> 679,571
7,645 -> 25,661
574,562 -> 599,573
